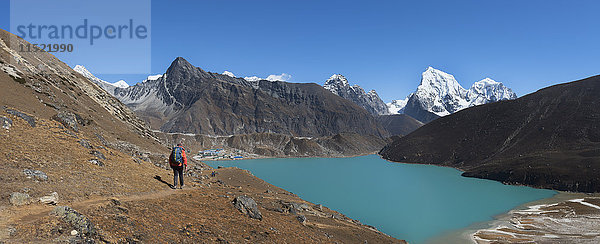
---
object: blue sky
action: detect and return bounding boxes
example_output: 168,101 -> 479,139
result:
1,0 -> 599,102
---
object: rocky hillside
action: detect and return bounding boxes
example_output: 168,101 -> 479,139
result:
111,58 -> 388,137
0,29 -> 404,243
323,74 -> 389,115
376,114 -> 424,137
391,67 -> 517,123
157,132 -> 391,158
380,74 -> 600,193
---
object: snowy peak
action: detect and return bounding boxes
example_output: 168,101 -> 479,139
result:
322,74 -> 389,115
395,67 -> 517,123
387,97 -> 409,114
222,71 -> 236,78
73,65 -> 94,79
419,67 -> 466,99
113,80 -> 130,88
410,67 -> 468,117
323,74 -> 350,93
73,65 -> 133,90
466,78 -> 517,106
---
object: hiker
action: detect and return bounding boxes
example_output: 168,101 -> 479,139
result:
169,143 -> 188,189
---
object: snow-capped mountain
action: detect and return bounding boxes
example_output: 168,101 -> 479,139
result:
73,65 -> 130,93
466,78 -> 517,106
112,80 -> 130,89
387,97 -> 409,114
323,74 -> 389,115
392,67 -> 517,123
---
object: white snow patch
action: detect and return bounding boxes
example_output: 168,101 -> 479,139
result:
112,80 -> 130,88
222,71 -> 236,78
569,199 -> 600,210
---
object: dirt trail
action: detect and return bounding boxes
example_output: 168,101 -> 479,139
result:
0,187 -> 192,240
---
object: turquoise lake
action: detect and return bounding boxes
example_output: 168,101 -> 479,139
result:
206,155 -> 556,243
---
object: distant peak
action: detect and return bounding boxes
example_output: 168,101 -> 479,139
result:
423,66 -> 448,75
73,65 -> 86,71
112,80 -> 130,88
170,57 -> 192,67
325,74 -> 349,87
222,71 -> 236,78
166,57 -> 204,75
477,78 -> 500,85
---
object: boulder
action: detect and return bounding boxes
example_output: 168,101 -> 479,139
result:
78,139 -> 93,149
5,109 -> 36,127
51,206 -> 96,236
1,116 -> 12,130
233,195 -> 262,220
297,215 -> 307,224
314,204 -> 324,211
89,159 -> 104,167
52,111 -> 78,132
9,192 -> 31,206
40,192 -> 59,205
23,169 -> 48,181
90,150 -> 106,160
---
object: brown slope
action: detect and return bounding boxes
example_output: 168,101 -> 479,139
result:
380,75 -> 600,192
0,29 -> 404,243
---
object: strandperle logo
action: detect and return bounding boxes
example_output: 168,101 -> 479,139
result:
16,19 -> 149,45
10,0 -> 151,74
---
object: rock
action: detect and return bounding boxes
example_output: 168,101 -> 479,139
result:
1,116 -> 12,130
40,192 -> 59,205
5,109 -> 36,127
90,150 -> 106,160
52,111 -> 78,132
89,159 -> 104,167
233,195 -> 262,220
314,204 -> 323,211
23,169 -> 48,181
95,133 -> 109,147
282,201 -> 310,214
9,192 -> 31,206
78,139 -> 93,149
51,206 -> 96,236
71,230 -> 78,236
297,215 -> 307,224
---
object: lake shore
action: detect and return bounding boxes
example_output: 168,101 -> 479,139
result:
428,191 -> 600,244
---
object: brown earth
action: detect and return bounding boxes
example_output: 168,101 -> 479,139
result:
0,28 -> 405,243
0,114 -> 402,243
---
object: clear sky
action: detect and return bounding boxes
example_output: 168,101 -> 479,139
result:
1,0 -> 599,102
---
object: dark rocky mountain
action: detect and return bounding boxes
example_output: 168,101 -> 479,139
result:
376,114 -> 424,136
380,75 -> 600,192
113,57 -> 388,138
322,74 -> 389,115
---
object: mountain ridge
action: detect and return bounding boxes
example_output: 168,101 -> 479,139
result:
105,57 -> 389,138
322,74 -> 389,115
389,67 -> 517,123
380,74 -> 600,192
